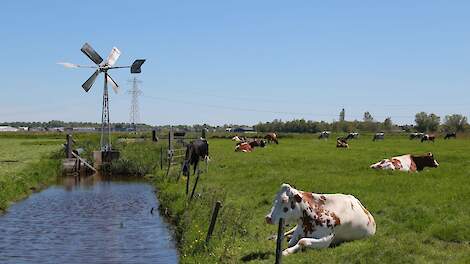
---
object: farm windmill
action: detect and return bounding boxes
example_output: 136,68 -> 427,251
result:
59,43 -> 145,154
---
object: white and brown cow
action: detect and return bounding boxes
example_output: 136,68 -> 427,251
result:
265,184 -> 376,256
370,152 -> 439,172
235,142 -> 252,152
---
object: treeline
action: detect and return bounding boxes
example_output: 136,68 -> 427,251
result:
254,119 -> 396,133
255,112 -> 469,133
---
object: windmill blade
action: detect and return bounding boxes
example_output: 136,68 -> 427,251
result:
131,59 -> 146,73
107,74 -> 120,93
81,43 -> 103,65
103,47 -> 121,67
82,69 -> 100,92
57,62 -> 98,68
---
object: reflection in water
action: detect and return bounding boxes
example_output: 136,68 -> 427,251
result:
0,175 -> 178,264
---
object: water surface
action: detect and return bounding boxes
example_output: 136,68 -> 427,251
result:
0,175 -> 178,264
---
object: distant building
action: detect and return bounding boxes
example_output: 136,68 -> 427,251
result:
48,127 -> 65,132
0,126 -> 19,132
29,127 -> 46,132
232,126 -> 255,133
18,127 -> 29,131
73,127 -> 97,132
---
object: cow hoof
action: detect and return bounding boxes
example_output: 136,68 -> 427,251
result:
282,250 -> 290,256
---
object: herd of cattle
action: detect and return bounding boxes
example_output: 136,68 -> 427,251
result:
232,132 -> 278,152
181,130 -> 452,256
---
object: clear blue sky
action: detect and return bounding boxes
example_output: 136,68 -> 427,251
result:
1,1 -> 469,126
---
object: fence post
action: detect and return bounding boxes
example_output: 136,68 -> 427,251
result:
186,172 -> 190,195
201,128 -> 206,139
189,168 -> 200,200
66,134 -> 73,158
275,218 -> 284,264
206,201 -> 222,244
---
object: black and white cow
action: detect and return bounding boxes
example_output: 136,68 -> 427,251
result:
444,132 -> 456,139
265,184 -> 376,256
421,134 -> 435,142
182,139 -> 210,176
318,131 -> 330,140
409,132 -> 424,140
346,132 -> 359,140
372,132 -> 384,141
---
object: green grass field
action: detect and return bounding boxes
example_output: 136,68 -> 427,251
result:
0,137 -> 62,210
153,134 -> 470,263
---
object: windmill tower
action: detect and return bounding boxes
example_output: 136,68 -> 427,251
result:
127,77 -> 142,131
59,42 -> 145,156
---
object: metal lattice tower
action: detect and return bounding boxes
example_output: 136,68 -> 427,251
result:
100,72 -> 111,151
128,77 -> 142,131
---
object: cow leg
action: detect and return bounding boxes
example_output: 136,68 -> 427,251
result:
287,227 -> 303,247
282,233 -> 334,256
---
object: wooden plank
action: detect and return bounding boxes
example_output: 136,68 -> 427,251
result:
71,152 -> 97,173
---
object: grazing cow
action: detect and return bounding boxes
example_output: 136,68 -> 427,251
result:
182,139 -> 210,177
370,152 -> 439,172
421,134 -> 435,142
336,138 -> 349,148
265,133 -> 279,144
409,132 -> 424,140
372,132 -> 384,141
345,132 -> 359,140
444,132 -> 456,139
265,184 -> 376,256
235,142 -> 252,152
318,131 -> 330,140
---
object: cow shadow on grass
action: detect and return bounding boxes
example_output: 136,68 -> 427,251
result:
241,251 -> 273,262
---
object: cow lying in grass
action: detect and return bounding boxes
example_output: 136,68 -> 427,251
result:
370,152 -> 439,172
336,138 -> 349,148
421,134 -> 435,142
235,142 -> 252,152
444,132 -> 456,139
265,184 -> 376,256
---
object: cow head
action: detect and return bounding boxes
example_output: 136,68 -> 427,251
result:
423,152 -> 439,167
265,184 -> 303,225
413,152 -> 439,170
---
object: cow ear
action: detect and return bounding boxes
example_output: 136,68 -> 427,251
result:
294,194 -> 302,203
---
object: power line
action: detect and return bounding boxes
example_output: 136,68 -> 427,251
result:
140,94 -> 469,122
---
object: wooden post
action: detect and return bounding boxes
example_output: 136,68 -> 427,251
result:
189,167 -> 200,200
275,218 -> 284,264
66,134 -> 73,158
186,171 -> 190,195
206,201 -> 222,244
152,129 -> 158,142
201,128 -> 206,139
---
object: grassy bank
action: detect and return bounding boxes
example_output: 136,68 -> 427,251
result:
151,134 -> 470,263
0,138 -> 62,211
